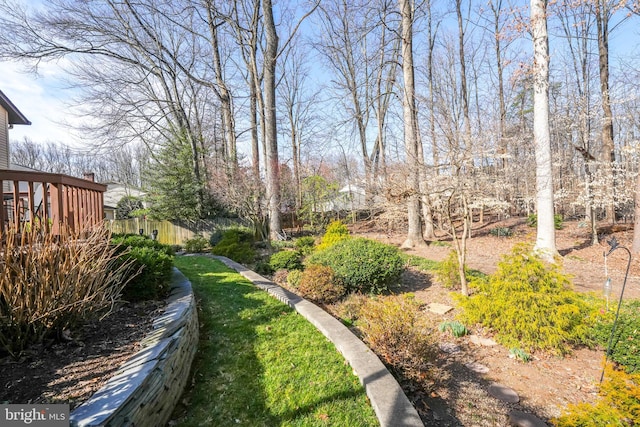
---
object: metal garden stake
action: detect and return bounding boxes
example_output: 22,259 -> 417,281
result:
600,236 -> 631,383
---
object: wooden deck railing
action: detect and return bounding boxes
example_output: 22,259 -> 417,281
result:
1,169 -> 107,235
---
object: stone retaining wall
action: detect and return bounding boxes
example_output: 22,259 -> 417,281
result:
70,268 -> 198,427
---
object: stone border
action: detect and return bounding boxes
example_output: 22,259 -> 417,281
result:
70,268 -> 198,427
215,255 -> 424,427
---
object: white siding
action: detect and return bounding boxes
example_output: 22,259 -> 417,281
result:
0,107 -> 8,170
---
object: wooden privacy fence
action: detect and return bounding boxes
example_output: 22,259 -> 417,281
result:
106,218 -> 248,246
1,169 -> 106,237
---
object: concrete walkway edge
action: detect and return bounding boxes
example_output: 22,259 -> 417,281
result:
214,255 -> 424,427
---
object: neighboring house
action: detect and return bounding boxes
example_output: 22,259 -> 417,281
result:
321,184 -> 368,212
103,182 -> 147,220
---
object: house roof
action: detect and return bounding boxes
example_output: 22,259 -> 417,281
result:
0,89 -> 31,125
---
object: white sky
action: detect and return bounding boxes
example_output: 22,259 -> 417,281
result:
1,60 -> 85,147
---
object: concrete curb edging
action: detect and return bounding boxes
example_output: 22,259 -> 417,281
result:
69,268 -> 199,427
214,255 -> 424,427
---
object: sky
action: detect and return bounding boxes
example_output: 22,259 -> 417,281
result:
1,60 -> 85,146
1,2 -> 638,153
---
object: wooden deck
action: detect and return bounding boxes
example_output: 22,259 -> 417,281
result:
1,169 -> 106,235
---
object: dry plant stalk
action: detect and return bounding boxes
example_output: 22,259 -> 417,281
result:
0,224 -> 135,358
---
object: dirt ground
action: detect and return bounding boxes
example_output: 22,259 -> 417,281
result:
354,217 -> 638,426
0,300 -> 164,410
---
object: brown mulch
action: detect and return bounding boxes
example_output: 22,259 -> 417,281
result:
353,217 -> 638,426
0,300 -> 164,410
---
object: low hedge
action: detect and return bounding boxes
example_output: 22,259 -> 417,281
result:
112,234 -> 174,301
306,237 -> 405,294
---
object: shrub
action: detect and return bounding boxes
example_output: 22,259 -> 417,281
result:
306,238 -> 405,294
184,235 -> 208,253
591,300 -> 640,373
112,235 -> 174,302
119,247 -> 173,301
455,244 -> 599,354
111,234 -> 174,255
0,228 -> 134,357
269,250 -> 303,271
286,270 -> 303,288
436,250 -> 467,289
211,228 -> 256,264
294,236 -> 316,255
489,227 -> 512,237
209,229 -> 225,247
527,213 -> 563,230
333,293 -> 370,326
297,265 -> 346,304
356,295 -> 435,381
317,220 -> 350,250
552,363 -> 640,426
254,260 -> 274,276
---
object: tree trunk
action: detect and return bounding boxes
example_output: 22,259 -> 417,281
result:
263,0 -> 281,241
632,170 -> 640,253
595,0 -> 616,224
399,0 -> 424,248
531,0 -> 558,260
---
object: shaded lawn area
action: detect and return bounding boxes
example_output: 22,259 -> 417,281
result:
171,255 -> 379,427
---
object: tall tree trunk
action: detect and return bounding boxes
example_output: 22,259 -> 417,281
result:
531,0 -> 558,260
456,0 -> 472,161
206,1 -> 237,172
594,0 -> 616,224
399,0 -> 424,248
263,0 -> 281,241
632,170 -> 640,253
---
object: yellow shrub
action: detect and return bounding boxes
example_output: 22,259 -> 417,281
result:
552,363 -> 640,426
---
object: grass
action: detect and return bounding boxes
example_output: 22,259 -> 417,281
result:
171,256 -> 379,427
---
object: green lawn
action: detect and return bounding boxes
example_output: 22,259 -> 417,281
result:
171,255 -> 379,427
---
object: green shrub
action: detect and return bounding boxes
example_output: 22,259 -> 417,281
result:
209,229 -> 225,247
111,234 -> 174,255
118,246 -> 173,302
591,300 -> 640,373
436,250 -> 466,289
297,265 -> 346,304
552,363 -> 640,426
184,235 -> 208,253
489,227 -> 512,237
111,234 -> 174,302
439,320 -> 468,337
307,238 -> 405,294
356,295 -> 435,382
211,228 -> 256,264
269,250 -> 303,271
254,260 -> 274,276
455,244 -> 599,354
527,213 -> 563,230
294,236 -> 316,255
286,270 -> 304,288
317,220 -> 350,250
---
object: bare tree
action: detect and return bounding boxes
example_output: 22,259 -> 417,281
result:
398,0 -> 424,248
531,0 -> 558,260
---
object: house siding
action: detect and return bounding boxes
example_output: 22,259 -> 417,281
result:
0,106 -> 8,170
